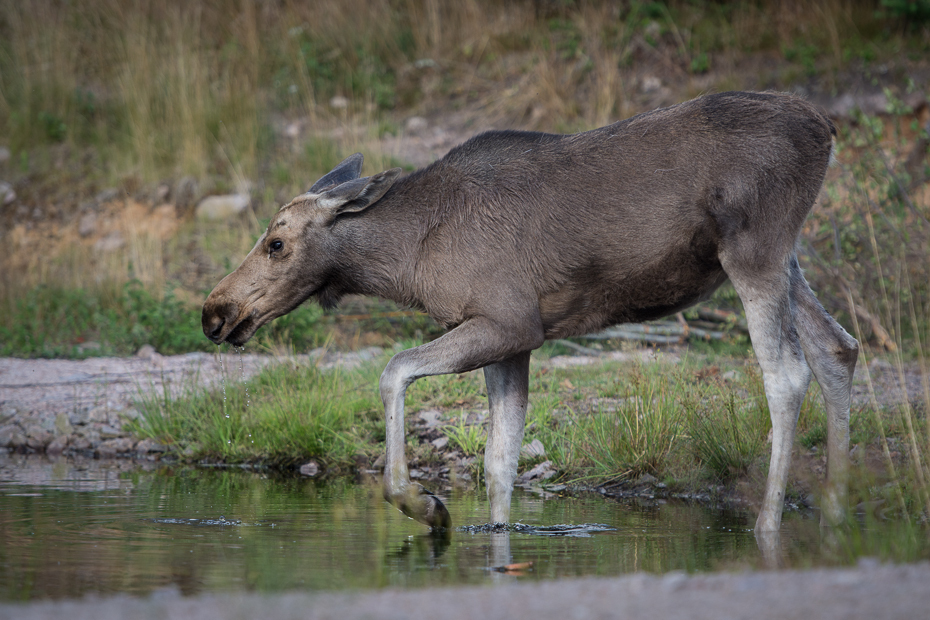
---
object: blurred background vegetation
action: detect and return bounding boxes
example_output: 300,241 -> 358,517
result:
0,0 -> 928,358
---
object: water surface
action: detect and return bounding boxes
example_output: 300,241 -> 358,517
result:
0,453 -> 907,601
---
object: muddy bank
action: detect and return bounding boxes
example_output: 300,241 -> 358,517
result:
3,561 -> 929,620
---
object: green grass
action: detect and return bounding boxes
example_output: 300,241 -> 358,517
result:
0,280 -> 334,358
132,356 -> 385,468
687,371 -> 770,482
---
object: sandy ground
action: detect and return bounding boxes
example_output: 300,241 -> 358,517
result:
3,561 -> 929,620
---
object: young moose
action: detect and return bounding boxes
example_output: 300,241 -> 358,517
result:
203,91 -> 858,534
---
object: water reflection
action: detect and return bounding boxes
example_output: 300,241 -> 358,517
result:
0,453 -> 925,601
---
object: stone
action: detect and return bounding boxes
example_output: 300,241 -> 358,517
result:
96,437 -> 135,456
175,177 -> 198,210
516,460 -> 556,484
329,96 -> 349,109
0,146 -> 10,164
47,435 -> 69,455
94,233 -> 125,252
26,429 -> 54,450
99,424 -> 124,439
418,409 -> 443,428
521,438 -> 546,459
136,344 -> 158,358
55,413 -> 74,436
299,461 -> 320,477
69,436 -> 93,451
0,181 -> 15,206
195,194 -> 250,220
431,436 -> 449,450
78,212 -> 98,237
95,188 -> 120,204
135,438 -> 168,453
88,407 -> 111,423
634,473 -> 658,487
405,116 -> 428,135
0,425 -> 19,448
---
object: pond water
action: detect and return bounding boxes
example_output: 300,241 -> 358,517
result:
0,453 -> 912,601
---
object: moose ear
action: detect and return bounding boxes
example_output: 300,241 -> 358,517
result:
317,168 -> 402,220
307,153 -> 364,193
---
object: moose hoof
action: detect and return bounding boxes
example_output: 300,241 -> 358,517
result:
386,482 -> 452,530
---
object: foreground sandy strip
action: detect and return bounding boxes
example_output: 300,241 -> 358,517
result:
3,561 -> 929,620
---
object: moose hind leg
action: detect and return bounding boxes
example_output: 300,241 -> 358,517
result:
728,269 -> 812,533
790,259 -> 859,526
483,351 -> 531,524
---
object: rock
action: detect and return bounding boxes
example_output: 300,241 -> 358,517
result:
431,436 -> 449,450
0,146 -> 10,164
78,212 -> 98,237
299,461 -> 320,477
195,194 -> 250,220
94,232 -> 125,252
284,121 -> 301,139
0,425 -> 20,448
55,412 -> 74,436
77,428 -> 101,447
418,409 -> 443,428
175,177 -> 198,211
0,180 -> 15,206
517,460 -> 556,484
136,344 -> 158,359
521,438 -> 546,459
329,96 -> 349,109
69,435 -> 93,451
26,428 -> 54,450
9,432 -> 27,449
641,75 -> 662,93
99,424 -> 124,439
135,438 -> 168,453
405,116 -> 428,135
409,469 -> 424,479
634,473 -> 658,487
95,188 -> 120,204
96,437 -> 135,456
88,407 -> 111,424
47,435 -> 69,455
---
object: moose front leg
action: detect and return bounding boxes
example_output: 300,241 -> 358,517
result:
378,315 -> 543,529
484,351 -> 531,524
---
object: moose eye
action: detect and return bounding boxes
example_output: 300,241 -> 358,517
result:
269,240 -> 284,252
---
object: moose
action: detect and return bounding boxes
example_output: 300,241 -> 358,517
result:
203,91 -> 858,534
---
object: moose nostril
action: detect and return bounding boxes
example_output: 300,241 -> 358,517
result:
202,301 -> 239,342
208,318 -> 225,338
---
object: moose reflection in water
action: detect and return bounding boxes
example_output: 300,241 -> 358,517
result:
202,92 -> 858,563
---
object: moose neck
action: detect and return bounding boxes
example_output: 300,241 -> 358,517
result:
323,172 -> 428,309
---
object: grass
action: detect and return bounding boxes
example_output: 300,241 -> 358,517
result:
132,354 -> 385,468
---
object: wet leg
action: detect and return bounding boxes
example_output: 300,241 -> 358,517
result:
728,269 -> 812,533
790,259 -> 858,526
380,315 -> 542,529
483,351 -> 531,524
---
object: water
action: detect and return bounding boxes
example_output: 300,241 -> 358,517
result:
0,454 -> 919,601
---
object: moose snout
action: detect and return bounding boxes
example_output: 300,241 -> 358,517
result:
202,300 -> 239,344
